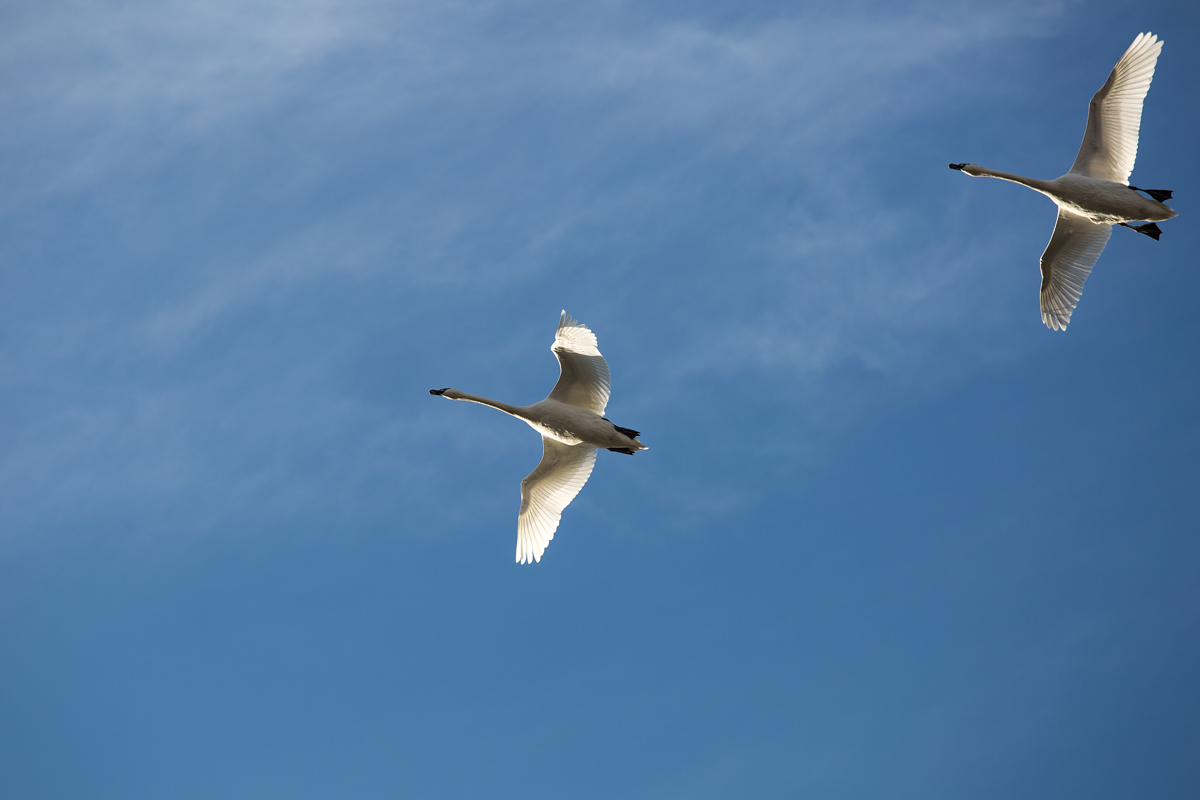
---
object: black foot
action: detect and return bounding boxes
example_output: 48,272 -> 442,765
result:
1130,186 -> 1173,203
607,447 -> 636,455
1119,222 -> 1162,240
612,425 -> 641,439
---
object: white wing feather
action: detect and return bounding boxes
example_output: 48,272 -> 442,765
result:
546,310 -> 611,415
1070,32 -> 1163,184
516,438 -> 597,564
1039,210 -> 1112,331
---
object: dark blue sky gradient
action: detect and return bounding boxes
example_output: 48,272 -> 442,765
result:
1,1 -> 1197,797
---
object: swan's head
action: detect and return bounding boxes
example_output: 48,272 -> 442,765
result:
949,162 -> 985,176
430,387 -> 458,399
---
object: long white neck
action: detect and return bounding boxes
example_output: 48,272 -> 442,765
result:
967,165 -> 1054,194
442,389 -> 526,418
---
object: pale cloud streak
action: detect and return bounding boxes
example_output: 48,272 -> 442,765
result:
0,0 -> 1073,544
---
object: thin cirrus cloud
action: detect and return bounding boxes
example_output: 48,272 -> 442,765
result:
0,0 -> 1069,545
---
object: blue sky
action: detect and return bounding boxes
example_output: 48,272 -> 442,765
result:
1,0 -> 1197,797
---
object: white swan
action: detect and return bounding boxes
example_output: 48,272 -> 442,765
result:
951,32 -> 1176,330
430,311 -> 647,564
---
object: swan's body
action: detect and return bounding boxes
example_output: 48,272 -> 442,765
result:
951,32 -> 1176,330
430,311 -> 646,564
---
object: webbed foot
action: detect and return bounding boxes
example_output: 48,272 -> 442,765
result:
1119,222 -> 1162,240
1130,187 -> 1173,203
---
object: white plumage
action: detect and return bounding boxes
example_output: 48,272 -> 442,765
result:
546,314 -> 611,415
951,32 -> 1176,330
1070,32 -> 1162,185
517,439 -> 596,566
431,312 -> 646,564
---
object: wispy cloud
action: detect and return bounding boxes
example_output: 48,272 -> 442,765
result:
0,0 -> 1073,545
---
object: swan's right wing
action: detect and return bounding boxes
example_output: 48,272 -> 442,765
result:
546,311 -> 611,415
1069,32 -> 1163,184
1039,210 -> 1112,331
516,437 -> 597,564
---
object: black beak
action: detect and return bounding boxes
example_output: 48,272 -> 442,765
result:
430,388 -> 448,396
949,163 -> 966,171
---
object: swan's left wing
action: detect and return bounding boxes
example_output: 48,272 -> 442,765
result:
1039,210 -> 1112,331
1070,32 -> 1163,184
516,437 -> 597,564
546,311 -> 611,415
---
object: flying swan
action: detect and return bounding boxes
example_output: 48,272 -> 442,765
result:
951,32 -> 1176,330
430,311 -> 646,564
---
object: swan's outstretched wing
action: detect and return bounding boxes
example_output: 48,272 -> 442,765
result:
1070,32 -> 1163,184
546,310 -> 611,415
1040,210 -> 1112,331
516,438 -> 597,564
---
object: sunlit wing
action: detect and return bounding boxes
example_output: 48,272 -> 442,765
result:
1070,32 -> 1163,184
546,310 -> 611,415
1039,210 -> 1112,331
516,438 -> 597,564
